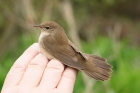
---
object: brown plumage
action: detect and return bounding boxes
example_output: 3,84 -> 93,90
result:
33,21 -> 112,81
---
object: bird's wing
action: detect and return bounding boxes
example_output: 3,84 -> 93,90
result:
68,40 -> 88,60
42,40 -> 84,69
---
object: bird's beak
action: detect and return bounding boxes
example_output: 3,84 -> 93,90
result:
33,25 -> 41,28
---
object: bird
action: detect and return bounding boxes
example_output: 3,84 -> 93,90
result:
33,21 -> 112,81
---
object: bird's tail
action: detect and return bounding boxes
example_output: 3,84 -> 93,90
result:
81,54 -> 112,81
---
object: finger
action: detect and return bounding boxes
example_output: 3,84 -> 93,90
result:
3,43 -> 39,87
57,67 -> 78,93
39,59 -> 65,90
19,53 -> 48,87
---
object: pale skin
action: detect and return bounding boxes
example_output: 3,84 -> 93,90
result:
1,43 -> 78,93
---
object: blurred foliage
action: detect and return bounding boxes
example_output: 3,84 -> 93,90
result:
0,0 -> 140,93
77,36 -> 140,93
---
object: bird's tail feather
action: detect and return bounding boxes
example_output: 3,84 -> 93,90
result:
81,54 -> 112,81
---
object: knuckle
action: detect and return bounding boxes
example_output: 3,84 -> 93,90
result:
12,62 -> 27,71
29,54 -> 47,68
47,59 -> 64,70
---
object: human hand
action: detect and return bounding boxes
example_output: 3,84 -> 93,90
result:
1,43 -> 78,93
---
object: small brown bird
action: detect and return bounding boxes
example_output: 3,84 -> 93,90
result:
33,21 -> 112,81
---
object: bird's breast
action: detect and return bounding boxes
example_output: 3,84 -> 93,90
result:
39,43 -> 55,59
38,32 -> 54,59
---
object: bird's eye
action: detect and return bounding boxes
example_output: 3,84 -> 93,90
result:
45,26 -> 50,29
